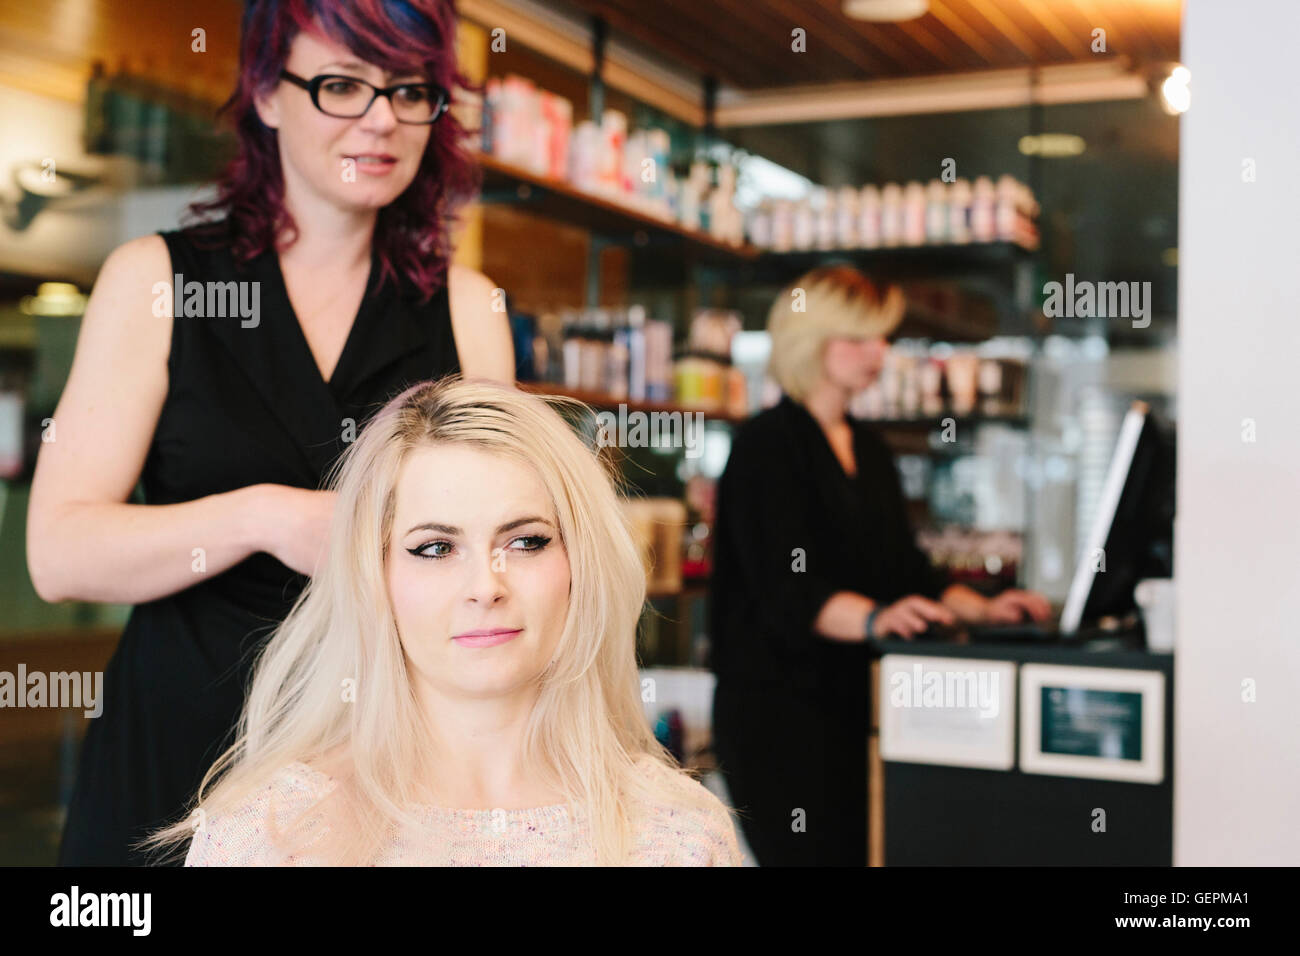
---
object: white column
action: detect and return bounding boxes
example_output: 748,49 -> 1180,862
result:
1178,0 -> 1300,865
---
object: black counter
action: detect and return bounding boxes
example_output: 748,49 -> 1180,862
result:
867,631 -> 1174,865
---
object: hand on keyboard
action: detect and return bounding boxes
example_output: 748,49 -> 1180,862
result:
870,594 -> 957,639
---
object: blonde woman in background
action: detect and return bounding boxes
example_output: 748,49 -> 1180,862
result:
709,266 -> 1049,866
142,377 -> 741,866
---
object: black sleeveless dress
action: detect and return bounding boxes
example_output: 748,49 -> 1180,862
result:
709,395 -> 948,866
57,219 -> 463,865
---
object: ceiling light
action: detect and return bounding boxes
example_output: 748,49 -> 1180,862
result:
1019,133 -> 1086,157
20,282 -> 88,316
843,0 -> 929,22
1160,64 -> 1190,115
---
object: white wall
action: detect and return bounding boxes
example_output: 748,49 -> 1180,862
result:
1177,0 -> 1300,865
0,85 -> 117,283
0,83 -> 214,284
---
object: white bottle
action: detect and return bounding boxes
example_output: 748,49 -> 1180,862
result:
948,178 -> 972,244
926,179 -> 948,244
627,304 -> 648,401
836,185 -> 859,248
772,199 -> 794,252
858,185 -> 881,248
813,187 -> 835,250
902,181 -> 927,246
995,174 -> 1019,242
880,183 -> 903,247
749,201 -> 773,248
971,176 -> 996,242
793,197 -> 816,250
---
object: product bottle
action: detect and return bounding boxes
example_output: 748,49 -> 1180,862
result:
582,308 -> 608,393
902,181 -> 927,246
858,185 -> 881,248
141,76 -> 170,183
948,178 -> 972,244
561,309 -> 582,390
971,176 -> 996,243
608,309 -> 630,400
569,120 -> 599,191
880,183 -> 903,247
749,201 -> 773,248
772,199 -> 794,252
995,174 -> 1019,242
481,77 -> 500,155
601,109 -> 628,196
836,185 -> 859,248
646,320 -> 673,401
107,56 -> 143,162
82,60 -> 110,155
627,304 -> 648,401
925,179 -> 948,244
814,187 -> 835,250
793,196 -> 815,250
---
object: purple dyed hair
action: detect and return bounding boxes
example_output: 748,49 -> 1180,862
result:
183,0 -> 481,304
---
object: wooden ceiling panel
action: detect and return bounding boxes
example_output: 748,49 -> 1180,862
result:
0,0 -> 1181,111
598,0 -> 756,82
556,0 -> 1181,87
0,0 -> 243,103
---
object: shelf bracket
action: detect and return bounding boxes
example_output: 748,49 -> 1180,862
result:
586,235 -> 606,308
590,16 -> 607,120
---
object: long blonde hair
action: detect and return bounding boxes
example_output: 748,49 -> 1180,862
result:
141,376 -> 720,865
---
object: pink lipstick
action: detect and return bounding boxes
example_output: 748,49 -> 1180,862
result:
452,628 -> 523,648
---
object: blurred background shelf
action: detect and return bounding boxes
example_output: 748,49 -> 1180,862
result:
519,380 -> 749,424
477,153 -> 760,264
746,241 -> 1036,281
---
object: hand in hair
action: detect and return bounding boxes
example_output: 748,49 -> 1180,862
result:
253,484 -> 339,578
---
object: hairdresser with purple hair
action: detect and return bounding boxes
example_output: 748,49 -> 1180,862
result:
26,0 -> 511,865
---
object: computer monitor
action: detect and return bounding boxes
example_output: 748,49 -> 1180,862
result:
1059,400 -> 1176,634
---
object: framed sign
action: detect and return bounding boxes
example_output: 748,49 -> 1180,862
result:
879,655 -> 1017,770
1019,664 -> 1165,784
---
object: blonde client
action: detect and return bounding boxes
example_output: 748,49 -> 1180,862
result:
143,377 -> 742,866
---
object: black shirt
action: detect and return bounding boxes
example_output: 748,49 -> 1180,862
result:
56,220 -> 462,865
709,394 -> 948,706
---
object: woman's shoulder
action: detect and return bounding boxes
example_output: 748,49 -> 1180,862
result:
628,755 -> 745,866
152,218 -> 243,282
157,216 -> 233,242
99,234 -> 172,283
184,761 -> 336,867
726,398 -> 800,462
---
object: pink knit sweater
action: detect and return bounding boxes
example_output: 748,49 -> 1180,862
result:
185,756 -> 744,866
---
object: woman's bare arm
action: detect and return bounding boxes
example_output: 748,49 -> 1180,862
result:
447,263 -> 516,383
26,234 -> 272,604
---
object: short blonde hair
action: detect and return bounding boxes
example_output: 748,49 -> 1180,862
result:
767,265 -> 905,401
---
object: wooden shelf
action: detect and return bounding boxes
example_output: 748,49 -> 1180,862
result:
863,414 -> 1029,429
745,241 -> 1036,282
519,381 -> 750,425
722,241 -> 1037,341
898,302 -> 998,343
475,154 -> 761,264
869,414 -> 1029,455
521,383 -> 1027,440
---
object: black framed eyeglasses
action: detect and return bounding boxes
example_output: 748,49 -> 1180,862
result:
278,69 -> 450,124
